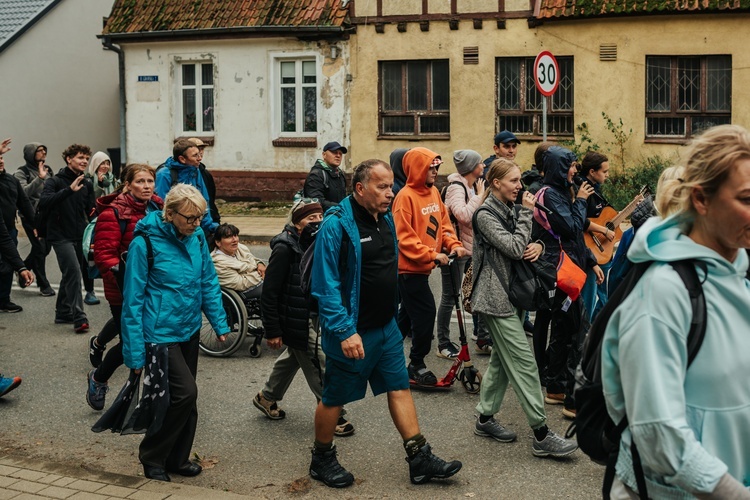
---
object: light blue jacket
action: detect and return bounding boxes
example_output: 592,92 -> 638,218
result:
121,211 -> 228,369
602,214 -> 750,498
311,196 -> 399,361
155,158 -> 218,234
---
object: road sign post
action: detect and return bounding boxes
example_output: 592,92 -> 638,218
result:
534,51 -> 560,141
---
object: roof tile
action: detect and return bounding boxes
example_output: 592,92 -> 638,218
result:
103,0 -> 349,34
536,0 -> 749,17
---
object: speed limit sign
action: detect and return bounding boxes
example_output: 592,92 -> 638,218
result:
534,51 -> 560,97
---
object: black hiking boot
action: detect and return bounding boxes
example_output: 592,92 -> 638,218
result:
309,446 -> 354,488
407,444 -> 462,485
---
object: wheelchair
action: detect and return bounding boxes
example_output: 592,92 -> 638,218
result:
199,287 -> 264,357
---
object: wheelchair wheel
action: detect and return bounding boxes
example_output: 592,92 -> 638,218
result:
246,314 -> 264,358
200,288 -> 247,357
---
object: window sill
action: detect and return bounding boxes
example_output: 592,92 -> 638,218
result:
272,137 -> 318,148
377,134 -> 451,141
175,136 -> 214,146
644,137 -> 690,145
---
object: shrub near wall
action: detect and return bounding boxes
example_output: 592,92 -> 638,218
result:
602,155 -> 674,210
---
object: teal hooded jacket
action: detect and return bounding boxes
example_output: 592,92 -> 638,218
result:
121,211 -> 229,369
602,214 -> 750,497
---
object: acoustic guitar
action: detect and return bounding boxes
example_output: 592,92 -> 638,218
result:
584,186 -> 648,265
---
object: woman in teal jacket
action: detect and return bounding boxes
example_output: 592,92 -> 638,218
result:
121,183 -> 228,482
602,125 -> 750,499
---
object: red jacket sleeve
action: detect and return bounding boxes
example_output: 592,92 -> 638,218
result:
93,208 -> 125,275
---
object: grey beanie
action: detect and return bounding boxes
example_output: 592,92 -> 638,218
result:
453,149 -> 482,176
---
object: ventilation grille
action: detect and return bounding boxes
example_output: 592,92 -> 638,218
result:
600,44 -> 617,61
464,46 -> 479,65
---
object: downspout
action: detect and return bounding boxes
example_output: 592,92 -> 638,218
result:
101,36 -> 127,166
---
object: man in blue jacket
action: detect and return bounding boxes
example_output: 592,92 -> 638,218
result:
308,159 -> 462,488
155,139 -> 219,236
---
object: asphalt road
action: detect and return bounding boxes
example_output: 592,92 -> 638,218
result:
0,238 -> 604,498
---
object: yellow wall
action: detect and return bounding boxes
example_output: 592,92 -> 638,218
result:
348,14 -> 750,173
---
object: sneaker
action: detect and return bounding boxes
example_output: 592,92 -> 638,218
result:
89,336 -> 104,368
474,416 -> 517,443
474,340 -> 492,355
309,446 -> 354,488
0,375 -> 22,398
86,369 -> 108,411
407,444 -> 462,485
40,286 -> 56,297
74,321 -> 89,334
436,343 -> 459,360
407,363 -> 438,386
334,416 -> 355,437
562,406 -> 576,419
544,392 -> 565,405
532,430 -> 578,458
0,302 -> 22,313
54,316 -> 75,324
253,391 -> 286,420
84,291 -> 100,305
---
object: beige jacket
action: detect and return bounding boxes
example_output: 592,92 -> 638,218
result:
211,244 -> 263,291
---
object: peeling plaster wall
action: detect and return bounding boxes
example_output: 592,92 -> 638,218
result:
122,37 -> 349,173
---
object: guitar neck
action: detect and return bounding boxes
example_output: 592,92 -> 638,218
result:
610,195 -> 644,228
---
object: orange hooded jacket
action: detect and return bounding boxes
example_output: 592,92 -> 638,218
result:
392,147 -> 463,275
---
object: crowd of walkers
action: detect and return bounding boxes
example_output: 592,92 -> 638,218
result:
1,125 -> 749,498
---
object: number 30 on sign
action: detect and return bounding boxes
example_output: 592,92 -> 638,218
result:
534,51 -> 560,97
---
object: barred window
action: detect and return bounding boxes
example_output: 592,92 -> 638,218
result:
646,55 -> 731,139
496,56 -> 574,138
379,60 -> 450,137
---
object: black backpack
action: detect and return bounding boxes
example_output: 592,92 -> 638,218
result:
440,181 -> 468,239
155,163 -> 180,188
299,211 -> 348,313
472,204 -> 556,311
567,259 -> 707,499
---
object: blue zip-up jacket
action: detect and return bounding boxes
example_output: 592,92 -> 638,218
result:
602,214 -> 750,498
311,196 -> 399,361
121,211 -> 228,369
155,157 -> 218,234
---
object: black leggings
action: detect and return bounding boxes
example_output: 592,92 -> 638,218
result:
94,305 -> 123,383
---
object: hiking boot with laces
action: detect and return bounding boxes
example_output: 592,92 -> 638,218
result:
532,430 -> 578,458
436,343 -> 459,360
253,391 -> 286,420
474,416 -> 517,443
86,369 -> 108,411
89,336 -> 104,368
309,446 -> 354,488
407,444 -> 462,485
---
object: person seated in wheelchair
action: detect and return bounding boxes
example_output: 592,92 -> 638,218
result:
211,223 -> 266,300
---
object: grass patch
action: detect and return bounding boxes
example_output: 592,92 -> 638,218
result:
218,200 -> 292,217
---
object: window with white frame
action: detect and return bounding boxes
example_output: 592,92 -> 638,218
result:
645,55 -> 731,139
179,62 -> 214,134
277,59 -> 318,135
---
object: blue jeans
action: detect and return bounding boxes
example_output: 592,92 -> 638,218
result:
581,260 -> 612,323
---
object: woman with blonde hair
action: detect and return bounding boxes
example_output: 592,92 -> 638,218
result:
602,124 -> 750,498
470,158 -> 578,458
121,183 -> 228,482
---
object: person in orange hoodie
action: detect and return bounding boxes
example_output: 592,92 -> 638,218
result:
392,148 -> 467,387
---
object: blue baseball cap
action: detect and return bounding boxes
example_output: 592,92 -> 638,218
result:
494,130 -> 521,146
